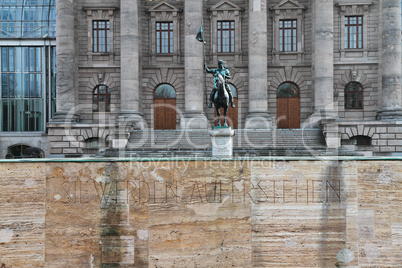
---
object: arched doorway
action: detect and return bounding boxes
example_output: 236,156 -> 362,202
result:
154,84 -> 177,130
276,82 -> 300,129
214,84 -> 238,129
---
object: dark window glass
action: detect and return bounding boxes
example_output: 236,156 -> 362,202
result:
217,21 -> 235,53
277,82 -> 299,98
0,46 -> 45,132
156,22 -> 173,54
279,19 -> 297,52
352,135 -> 371,146
8,144 -> 30,159
93,20 -> 110,53
344,82 -> 363,109
93,85 -> 111,112
345,16 -> 363,49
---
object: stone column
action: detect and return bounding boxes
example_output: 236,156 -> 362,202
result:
52,0 -> 78,122
312,0 -> 336,119
245,0 -> 272,129
118,0 -> 144,128
377,0 -> 402,119
112,0 -> 144,150
180,0 -> 208,129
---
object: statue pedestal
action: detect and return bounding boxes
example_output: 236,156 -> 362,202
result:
209,127 -> 235,157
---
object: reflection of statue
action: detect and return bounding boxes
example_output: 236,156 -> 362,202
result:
205,60 -> 235,108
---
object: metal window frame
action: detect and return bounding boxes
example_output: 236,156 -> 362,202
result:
155,21 -> 173,54
344,15 -> 363,49
279,19 -> 297,52
344,82 -> 363,109
92,20 -> 110,53
217,20 -> 235,53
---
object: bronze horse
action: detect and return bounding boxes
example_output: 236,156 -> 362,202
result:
213,73 -> 229,127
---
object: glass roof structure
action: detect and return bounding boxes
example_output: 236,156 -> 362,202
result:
0,0 -> 56,38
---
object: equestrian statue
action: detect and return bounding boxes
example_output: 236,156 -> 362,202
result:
205,60 -> 235,127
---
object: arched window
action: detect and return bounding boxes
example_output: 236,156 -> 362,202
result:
344,82 -> 363,109
93,85 -> 110,112
277,82 -> 299,98
7,144 -> 30,159
154,84 -> 176,99
352,135 -> 371,146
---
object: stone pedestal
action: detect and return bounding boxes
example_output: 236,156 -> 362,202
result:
321,119 -> 340,149
112,111 -> 145,152
210,127 -> 235,157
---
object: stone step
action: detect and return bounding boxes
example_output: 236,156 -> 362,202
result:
127,129 -> 326,150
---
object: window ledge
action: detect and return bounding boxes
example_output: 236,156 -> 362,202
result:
275,51 -> 304,55
87,52 -> 114,56
340,48 -> 365,52
214,52 -> 237,55
153,53 -> 177,56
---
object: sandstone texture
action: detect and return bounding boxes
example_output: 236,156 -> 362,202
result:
0,160 -> 400,267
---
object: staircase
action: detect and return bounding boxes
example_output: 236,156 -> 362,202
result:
98,128 -> 361,157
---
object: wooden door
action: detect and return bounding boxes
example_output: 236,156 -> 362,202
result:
277,97 -> 300,129
214,97 -> 238,128
154,99 -> 176,130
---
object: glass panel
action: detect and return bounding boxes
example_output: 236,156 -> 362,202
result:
15,72 -> 21,97
349,92 -> 357,108
14,47 -> 21,72
36,47 -> 41,71
1,47 -> 7,72
2,100 -> 9,131
22,73 -> 28,97
29,47 -> 35,71
29,73 -> 35,97
9,73 -> 14,97
22,47 -> 28,72
277,82 -> 299,98
8,46 -> 14,72
93,95 -> 98,110
155,84 -> 176,98
2,73 -> 8,97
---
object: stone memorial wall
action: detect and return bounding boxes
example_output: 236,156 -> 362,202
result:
0,159 -> 400,267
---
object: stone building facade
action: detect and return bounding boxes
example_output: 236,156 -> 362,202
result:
1,0 -> 402,158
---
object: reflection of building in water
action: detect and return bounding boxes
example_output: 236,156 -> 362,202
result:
0,0 -> 402,158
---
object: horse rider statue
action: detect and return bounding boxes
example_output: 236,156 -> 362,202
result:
205,60 -> 235,108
